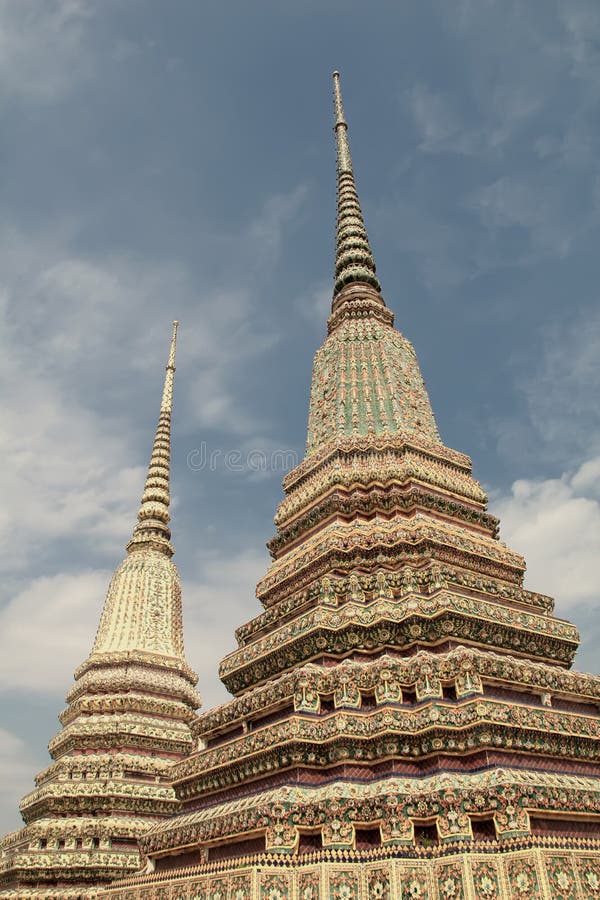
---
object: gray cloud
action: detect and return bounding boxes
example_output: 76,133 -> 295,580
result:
0,0 -> 94,104
494,308 -> 600,469
0,727 -> 43,835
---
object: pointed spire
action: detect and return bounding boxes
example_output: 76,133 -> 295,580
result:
126,321 -> 179,558
333,71 -> 381,297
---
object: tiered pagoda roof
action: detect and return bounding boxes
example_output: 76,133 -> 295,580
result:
0,323 -> 201,898
96,74 -> 600,900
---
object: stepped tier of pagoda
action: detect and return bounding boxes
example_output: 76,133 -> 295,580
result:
97,74 -> 600,900
0,324 -> 201,899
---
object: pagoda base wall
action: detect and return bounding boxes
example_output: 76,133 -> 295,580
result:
95,846 -> 600,899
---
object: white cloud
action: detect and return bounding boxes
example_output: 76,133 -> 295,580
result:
571,457 -> 600,496
469,175 -> 583,258
0,186 -> 309,576
179,185 -> 308,434
0,542 -> 268,715
393,2 -> 600,302
492,307 -> 600,544
0,728 -> 42,834
182,289 -> 279,436
495,458 -> 600,611
558,3 -> 600,77
414,2 -> 558,156
375,195 -> 477,294
406,84 -> 467,153
0,376 -> 143,574
247,185 -> 308,271
0,0 -> 93,103
0,570 -> 108,693
0,177 -> 306,700
296,280 -> 331,329
183,550 -> 269,710
0,239 -> 159,575
0,547 -> 268,835
521,309 -> 600,464
493,453 -> 600,678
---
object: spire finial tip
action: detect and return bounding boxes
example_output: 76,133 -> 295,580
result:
331,69 -> 382,298
127,320 -> 177,556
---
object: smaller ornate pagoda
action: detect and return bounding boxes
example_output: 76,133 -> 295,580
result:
0,322 -> 201,898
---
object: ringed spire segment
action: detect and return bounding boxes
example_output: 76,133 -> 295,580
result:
333,70 -> 351,171
161,319 -> 178,412
332,71 -> 381,298
127,321 -> 179,558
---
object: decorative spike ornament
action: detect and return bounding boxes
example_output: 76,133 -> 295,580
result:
127,319 -> 178,557
332,71 -> 381,298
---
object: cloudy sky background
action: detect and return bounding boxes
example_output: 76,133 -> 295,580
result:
0,0 -> 599,833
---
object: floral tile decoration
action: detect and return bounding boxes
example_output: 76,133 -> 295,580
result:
505,855 -> 541,899
399,865 -> 431,899
207,879 -> 228,900
543,855 -> 579,900
259,871 -> 290,900
469,859 -> 501,899
297,869 -> 321,900
230,872 -> 253,900
367,866 -> 391,900
575,856 -> 600,896
327,868 -> 360,900
435,859 -> 465,900
188,885 -> 206,900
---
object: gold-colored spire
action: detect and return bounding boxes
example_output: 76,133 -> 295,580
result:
332,71 -> 381,297
127,321 -> 179,558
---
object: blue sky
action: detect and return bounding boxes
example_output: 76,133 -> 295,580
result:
0,0 -> 599,833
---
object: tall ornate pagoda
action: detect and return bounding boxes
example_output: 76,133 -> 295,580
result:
0,323 -> 201,898
98,75 -> 600,900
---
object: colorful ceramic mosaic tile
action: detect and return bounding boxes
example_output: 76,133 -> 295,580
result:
208,878 -> 228,900
575,856 -> 600,895
469,859 -> 501,899
544,856 -> 579,900
399,865 -> 431,899
259,872 -> 290,900
327,868 -> 360,900
366,866 -> 391,900
435,860 -> 465,900
297,869 -> 321,900
505,855 -> 541,899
